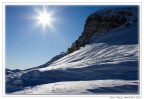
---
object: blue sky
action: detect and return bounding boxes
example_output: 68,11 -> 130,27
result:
6,5 -> 128,70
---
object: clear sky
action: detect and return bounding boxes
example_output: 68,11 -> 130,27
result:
6,5 -> 127,70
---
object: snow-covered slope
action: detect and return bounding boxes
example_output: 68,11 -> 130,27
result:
6,69 -> 21,75
12,80 -> 138,95
6,7 -> 139,94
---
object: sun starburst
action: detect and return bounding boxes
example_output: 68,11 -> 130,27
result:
33,6 -> 56,32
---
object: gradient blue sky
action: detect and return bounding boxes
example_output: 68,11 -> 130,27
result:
6,5 -> 127,70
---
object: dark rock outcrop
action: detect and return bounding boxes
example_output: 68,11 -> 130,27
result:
67,7 -> 138,53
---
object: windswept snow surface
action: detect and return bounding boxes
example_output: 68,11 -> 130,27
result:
39,23 -> 138,72
12,80 -> 138,95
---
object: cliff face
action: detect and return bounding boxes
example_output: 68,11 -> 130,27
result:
68,7 -> 138,53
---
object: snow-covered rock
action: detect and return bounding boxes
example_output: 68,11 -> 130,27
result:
68,7 -> 138,53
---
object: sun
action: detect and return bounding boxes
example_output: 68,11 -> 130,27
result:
34,6 -> 55,32
38,9 -> 52,27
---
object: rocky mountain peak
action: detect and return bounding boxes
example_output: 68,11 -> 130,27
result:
67,7 -> 138,53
